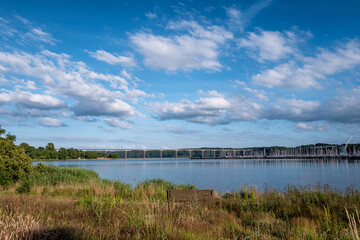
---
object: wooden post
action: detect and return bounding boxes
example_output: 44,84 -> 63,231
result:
125,150 -> 127,159
143,150 -> 146,159
175,150 -> 178,159
160,150 -> 162,159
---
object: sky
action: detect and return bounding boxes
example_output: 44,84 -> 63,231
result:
0,0 -> 360,149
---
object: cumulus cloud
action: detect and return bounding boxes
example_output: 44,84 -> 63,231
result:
252,40 -> 360,89
103,117 -> 132,129
243,87 -> 269,102
150,91 -> 230,124
238,29 -> 297,61
130,20 -> 233,71
265,98 -> 320,121
73,99 -> 135,117
0,90 -> 67,110
323,87 -> 360,123
265,87 -> 360,123
88,50 -> 136,67
38,117 -> 65,127
0,49 -> 149,126
227,96 -> 263,121
150,90 -> 264,124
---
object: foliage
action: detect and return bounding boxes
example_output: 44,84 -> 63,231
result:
108,152 -> 119,158
21,142 -> 105,160
0,126 -> 32,186
15,179 -> 32,194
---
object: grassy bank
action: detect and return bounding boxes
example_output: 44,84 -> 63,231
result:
1,165 -> 360,239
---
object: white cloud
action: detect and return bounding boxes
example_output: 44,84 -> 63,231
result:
295,122 -> 331,132
130,20 -> 233,71
73,99 -> 135,117
145,12 -> 158,19
103,117 -> 132,129
120,69 -> 132,80
225,7 -> 242,29
150,94 -> 230,124
225,1 -> 273,31
252,40 -> 360,89
88,50 -> 136,67
150,89 -> 264,124
0,90 -> 67,110
15,80 -> 37,90
238,29 -> 296,62
264,88 -> 360,124
0,16 -> 56,47
227,96 -> 263,121
26,28 -> 56,45
265,98 -> 320,121
0,49 -> 148,125
150,83 -> 360,126
38,117 -> 65,127
323,87 -> 360,123
243,87 -> 269,102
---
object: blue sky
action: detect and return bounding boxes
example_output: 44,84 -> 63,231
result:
1,0 -> 360,149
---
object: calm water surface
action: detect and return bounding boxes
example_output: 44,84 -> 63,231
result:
35,158 -> 360,193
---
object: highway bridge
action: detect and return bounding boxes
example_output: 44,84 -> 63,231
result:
74,147 -> 360,160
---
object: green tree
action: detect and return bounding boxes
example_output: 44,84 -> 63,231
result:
58,148 -> 68,160
46,143 -> 55,151
20,143 -> 37,159
68,148 -> 79,159
108,152 -> 119,159
0,126 -> 32,186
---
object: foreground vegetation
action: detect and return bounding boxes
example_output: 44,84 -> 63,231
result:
0,165 -> 359,239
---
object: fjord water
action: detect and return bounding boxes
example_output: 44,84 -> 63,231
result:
36,158 -> 360,193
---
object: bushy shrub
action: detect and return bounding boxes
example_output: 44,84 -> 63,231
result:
0,126 -> 32,186
16,179 -> 32,194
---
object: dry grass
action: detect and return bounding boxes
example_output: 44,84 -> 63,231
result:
1,190 -> 359,239
0,210 -> 43,240
346,207 -> 360,240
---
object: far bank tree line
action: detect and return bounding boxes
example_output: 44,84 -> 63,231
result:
19,143 -> 120,160
18,142 -> 360,160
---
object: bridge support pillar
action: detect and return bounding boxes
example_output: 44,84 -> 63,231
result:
175,150 -> 178,159
202,150 -> 205,159
143,150 -> 146,159
125,150 -> 127,160
189,150 -> 192,158
160,150 -> 162,159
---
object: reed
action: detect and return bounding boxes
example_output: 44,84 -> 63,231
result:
346,207 -> 360,240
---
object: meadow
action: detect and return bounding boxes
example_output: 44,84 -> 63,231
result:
1,164 -> 360,239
